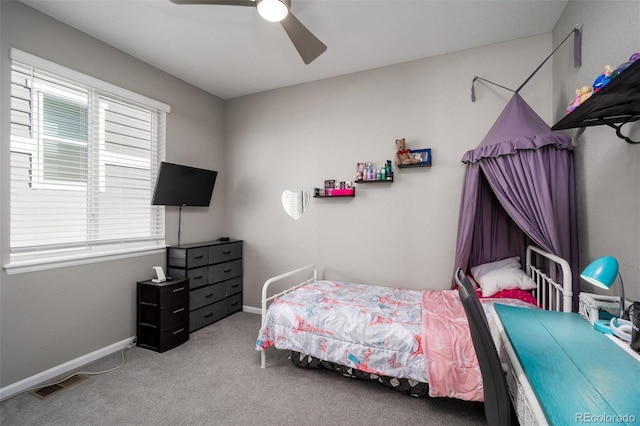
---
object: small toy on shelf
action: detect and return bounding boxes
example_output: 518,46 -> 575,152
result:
394,138 -> 420,166
592,65 -> 613,93
566,53 -> 640,114
566,86 -> 593,114
578,85 -> 593,103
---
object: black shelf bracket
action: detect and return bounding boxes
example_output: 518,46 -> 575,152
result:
603,116 -> 640,144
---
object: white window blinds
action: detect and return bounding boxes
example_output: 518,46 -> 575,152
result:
8,50 -> 169,266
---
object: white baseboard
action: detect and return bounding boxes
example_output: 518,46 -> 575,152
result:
0,336 -> 135,402
243,305 -> 260,315
3,310 -> 260,401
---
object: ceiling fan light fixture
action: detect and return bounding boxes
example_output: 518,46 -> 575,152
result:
256,0 -> 289,22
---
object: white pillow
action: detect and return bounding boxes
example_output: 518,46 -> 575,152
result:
470,256 -> 536,297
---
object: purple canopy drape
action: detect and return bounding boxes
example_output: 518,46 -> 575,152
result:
453,93 -> 579,310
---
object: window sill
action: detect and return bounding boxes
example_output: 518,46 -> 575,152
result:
3,245 -> 167,275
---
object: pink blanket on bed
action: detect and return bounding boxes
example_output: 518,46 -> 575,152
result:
421,290 -> 483,401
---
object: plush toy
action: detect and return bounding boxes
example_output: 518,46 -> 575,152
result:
395,138 -> 419,166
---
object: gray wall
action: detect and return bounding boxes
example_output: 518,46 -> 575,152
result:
552,1 -> 640,303
0,1 -> 226,387
224,34 -> 554,308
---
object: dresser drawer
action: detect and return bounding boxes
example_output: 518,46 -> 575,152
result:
187,266 -> 209,288
138,323 -> 188,353
225,277 -> 242,296
168,266 -> 209,289
190,301 -> 226,332
209,242 -> 242,264
226,293 -> 242,314
209,259 -> 242,284
139,304 -> 188,330
167,246 -> 208,269
138,280 -> 188,309
190,283 -> 226,311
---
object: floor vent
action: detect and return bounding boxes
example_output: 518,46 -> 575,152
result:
31,374 -> 88,399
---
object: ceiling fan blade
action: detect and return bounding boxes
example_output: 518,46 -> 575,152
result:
169,0 -> 255,6
280,12 -> 327,64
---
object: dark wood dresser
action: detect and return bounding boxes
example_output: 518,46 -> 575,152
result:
167,239 -> 243,332
136,277 -> 189,352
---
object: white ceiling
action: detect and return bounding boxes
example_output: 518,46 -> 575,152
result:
19,0 -> 568,100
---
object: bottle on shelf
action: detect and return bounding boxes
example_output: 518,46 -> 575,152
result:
386,160 -> 393,180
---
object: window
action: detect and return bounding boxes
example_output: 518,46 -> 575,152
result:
7,49 -> 170,272
40,92 -> 88,183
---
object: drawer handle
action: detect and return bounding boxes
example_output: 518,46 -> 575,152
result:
231,284 -> 239,288
194,275 -> 204,280
173,308 -> 185,314
230,302 -> 239,306
194,255 -> 204,259
205,293 -> 214,298
172,328 -> 185,335
223,250 -> 231,254
172,287 -> 185,293
204,313 -> 213,318
224,268 -> 232,273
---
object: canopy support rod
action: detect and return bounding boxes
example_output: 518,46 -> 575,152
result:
471,77 -> 514,102
471,24 -> 582,102
516,25 -> 582,93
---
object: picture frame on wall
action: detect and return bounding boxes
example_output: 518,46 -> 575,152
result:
410,148 -> 431,165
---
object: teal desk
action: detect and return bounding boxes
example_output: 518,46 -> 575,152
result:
494,304 -> 640,426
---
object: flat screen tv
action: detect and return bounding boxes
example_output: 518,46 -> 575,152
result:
152,162 -> 217,207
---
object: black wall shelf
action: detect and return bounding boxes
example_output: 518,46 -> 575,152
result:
398,162 -> 431,168
552,59 -> 640,144
356,177 -> 393,183
314,188 -> 355,198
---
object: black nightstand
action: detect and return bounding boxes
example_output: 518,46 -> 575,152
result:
137,278 -> 189,352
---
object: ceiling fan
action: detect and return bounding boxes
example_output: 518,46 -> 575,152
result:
169,0 -> 327,64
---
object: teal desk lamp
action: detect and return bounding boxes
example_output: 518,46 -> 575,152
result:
580,256 -> 626,334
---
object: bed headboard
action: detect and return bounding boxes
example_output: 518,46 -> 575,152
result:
525,245 -> 572,312
455,245 -> 572,313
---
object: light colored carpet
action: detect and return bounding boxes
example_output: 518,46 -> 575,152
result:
0,312 -> 487,425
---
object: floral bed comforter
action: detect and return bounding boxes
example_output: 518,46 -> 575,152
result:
256,280 -> 427,382
256,279 -> 536,400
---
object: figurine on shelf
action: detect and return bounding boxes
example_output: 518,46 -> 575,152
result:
394,138 -> 419,166
566,85 -> 592,114
566,92 -> 581,114
592,65 -> 613,93
578,85 -> 593,104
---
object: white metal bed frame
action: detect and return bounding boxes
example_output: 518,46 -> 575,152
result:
260,264 -> 317,369
525,245 -> 572,313
258,245 -> 573,426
